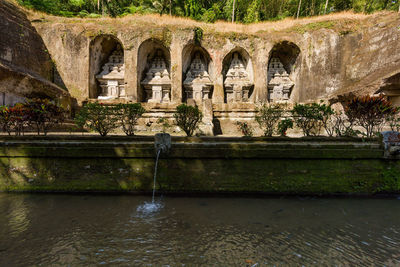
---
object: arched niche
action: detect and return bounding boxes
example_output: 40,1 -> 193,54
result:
137,39 -> 171,103
267,41 -> 300,103
222,47 -> 254,103
182,44 -> 214,102
89,35 -> 125,99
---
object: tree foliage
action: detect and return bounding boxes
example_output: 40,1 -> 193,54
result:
256,104 -> 285,137
18,0 -> 400,21
291,102 -> 333,136
74,102 -> 119,136
174,104 -> 202,137
344,95 -> 398,138
116,103 -> 146,136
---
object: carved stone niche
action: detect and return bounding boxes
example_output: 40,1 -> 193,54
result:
267,57 -> 294,103
183,53 -> 212,102
141,50 -> 172,103
224,52 -> 253,103
96,45 -> 125,99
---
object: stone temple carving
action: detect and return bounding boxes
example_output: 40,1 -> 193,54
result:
267,57 -> 294,102
96,45 -> 125,99
224,53 -> 253,103
183,53 -> 212,101
141,50 -> 171,103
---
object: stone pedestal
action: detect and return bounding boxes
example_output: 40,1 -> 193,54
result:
141,50 -> 171,103
267,57 -> 294,102
184,53 -> 212,102
96,46 -> 125,99
224,53 -> 253,103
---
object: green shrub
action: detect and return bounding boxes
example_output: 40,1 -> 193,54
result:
277,118 -> 293,136
344,95 -> 398,138
116,103 -> 145,136
174,104 -> 202,137
291,102 -> 333,136
75,102 -> 119,137
255,104 -> 284,137
235,121 -> 254,137
24,99 -> 65,136
387,113 -> 400,132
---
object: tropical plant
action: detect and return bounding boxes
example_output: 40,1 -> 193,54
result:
256,104 -> 285,137
235,121 -> 254,137
17,0 -> 400,22
74,102 -> 119,137
343,95 -> 398,138
386,113 -> 400,132
277,118 -> 293,136
116,103 -> 145,136
174,104 -> 202,137
0,106 -> 13,135
9,104 -> 28,136
291,102 -> 333,136
24,98 -> 65,136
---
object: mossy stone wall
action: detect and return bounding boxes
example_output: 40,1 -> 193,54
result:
0,138 -> 399,195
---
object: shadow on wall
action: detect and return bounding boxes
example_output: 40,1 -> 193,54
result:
267,41 -> 300,102
0,139 -> 157,192
0,0 -> 69,106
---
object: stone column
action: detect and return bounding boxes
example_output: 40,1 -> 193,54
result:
124,48 -> 138,102
253,42 -> 270,103
170,37 -> 182,103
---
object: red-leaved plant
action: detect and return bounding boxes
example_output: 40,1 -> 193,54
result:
344,95 -> 399,138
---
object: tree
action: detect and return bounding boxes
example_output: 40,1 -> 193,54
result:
256,104 -> 285,137
344,95 -> 398,138
75,102 -> 119,137
117,103 -> 146,136
174,104 -> 202,137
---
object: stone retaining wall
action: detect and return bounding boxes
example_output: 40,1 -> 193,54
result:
0,137 -> 398,195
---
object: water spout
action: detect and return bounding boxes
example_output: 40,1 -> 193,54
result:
152,133 -> 171,203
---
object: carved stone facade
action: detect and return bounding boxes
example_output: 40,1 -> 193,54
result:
96,46 -> 125,99
224,53 -> 253,103
141,50 -> 171,103
267,57 -> 294,102
183,53 -> 212,101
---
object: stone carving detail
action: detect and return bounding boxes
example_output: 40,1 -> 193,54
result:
96,45 -> 125,99
267,57 -> 294,102
224,53 -> 253,103
183,53 -> 212,101
141,50 -> 171,103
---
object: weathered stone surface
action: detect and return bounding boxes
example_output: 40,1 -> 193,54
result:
96,45 -> 125,99
3,0 -> 400,135
141,50 -> 172,103
0,1 -> 71,106
183,53 -> 213,102
224,52 -> 253,103
1,138 -> 398,195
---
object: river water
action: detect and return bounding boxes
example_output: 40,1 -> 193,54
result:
0,194 -> 399,266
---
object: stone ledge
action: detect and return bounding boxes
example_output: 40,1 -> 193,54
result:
0,140 -> 383,159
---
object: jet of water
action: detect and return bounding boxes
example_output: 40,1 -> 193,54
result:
152,148 -> 161,203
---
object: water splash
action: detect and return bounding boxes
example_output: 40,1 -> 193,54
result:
136,201 -> 164,215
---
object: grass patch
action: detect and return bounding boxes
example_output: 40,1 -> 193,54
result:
289,21 -> 336,34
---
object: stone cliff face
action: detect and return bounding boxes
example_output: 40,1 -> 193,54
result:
0,0 -> 70,106
2,0 -> 400,134
24,12 -> 400,105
